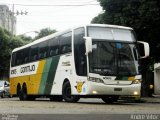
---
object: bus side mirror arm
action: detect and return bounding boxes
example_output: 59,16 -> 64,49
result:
83,37 -> 92,55
137,41 -> 150,59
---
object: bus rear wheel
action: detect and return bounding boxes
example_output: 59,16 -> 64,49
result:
62,81 -> 80,102
19,85 -> 28,101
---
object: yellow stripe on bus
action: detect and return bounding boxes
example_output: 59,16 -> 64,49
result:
10,60 -> 46,95
29,60 -> 46,94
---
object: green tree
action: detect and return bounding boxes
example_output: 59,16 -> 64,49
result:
0,27 -> 25,79
18,35 -> 33,44
34,28 -> 57,40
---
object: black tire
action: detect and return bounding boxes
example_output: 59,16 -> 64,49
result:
102,96 -> 119,104
50,95 -> 63,102
1,92 -> 5,98
17,84 -> 21,98
19,85 -> 28,101
8,95 -> 13,98
62,81 -> 80,102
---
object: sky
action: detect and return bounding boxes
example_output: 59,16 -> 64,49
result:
0,0 -> 102,37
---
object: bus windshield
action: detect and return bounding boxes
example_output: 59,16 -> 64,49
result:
89,41 -> 139,76
88,26 -> 139,76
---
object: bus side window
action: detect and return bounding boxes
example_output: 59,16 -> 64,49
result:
23,47 -> 30,64
38,41 -> 48,59
11,52 -> 16,67
49,37 -> 59,57
59,32 -> 72,54
30,45 -> 38,62
15,50 -> 23,65
14,47 -> 30,66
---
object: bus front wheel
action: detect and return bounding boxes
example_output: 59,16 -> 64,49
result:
62,81 -> 80,102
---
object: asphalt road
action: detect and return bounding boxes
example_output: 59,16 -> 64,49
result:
0,97 -> 160,120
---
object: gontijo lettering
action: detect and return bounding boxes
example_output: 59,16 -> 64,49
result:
20,65 -> 35,73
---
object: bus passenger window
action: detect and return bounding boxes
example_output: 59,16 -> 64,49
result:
38,41 -> 48,59
15,50 -> 23,65
30,45 -> 38,62
60,32 -> 72,54
24,57 -> 28,63
23,47 -> 30,64
11,52 -> 16,67
49,37 -> 59,57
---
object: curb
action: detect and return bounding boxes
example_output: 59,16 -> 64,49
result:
141,97 -> 160,103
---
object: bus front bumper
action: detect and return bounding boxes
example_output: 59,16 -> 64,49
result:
86,82 -> 141,98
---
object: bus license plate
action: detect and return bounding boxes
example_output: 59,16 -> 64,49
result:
114,88 -> 122,91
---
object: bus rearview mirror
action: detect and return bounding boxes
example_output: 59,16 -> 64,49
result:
137,41 -> 149,59
84,37 -> 92,55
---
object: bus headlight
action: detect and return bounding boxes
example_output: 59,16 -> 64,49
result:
132,79 -> 141,84
89,77 -> 104,83
133,91 -> 139,95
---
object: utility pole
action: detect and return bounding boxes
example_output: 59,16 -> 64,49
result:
11,4 -> 14,36
11,4 -> 28,36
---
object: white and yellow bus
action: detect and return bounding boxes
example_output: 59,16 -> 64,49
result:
10,24 -> 149,103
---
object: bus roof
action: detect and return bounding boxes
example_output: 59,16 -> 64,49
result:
12,24 -> 133,52
86,24 -> 133,30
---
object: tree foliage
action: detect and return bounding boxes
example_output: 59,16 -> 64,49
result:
18,35 -> 33,44
0,27 -> 25,79
34,28 -> 57,40
92,0 -> 160,62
